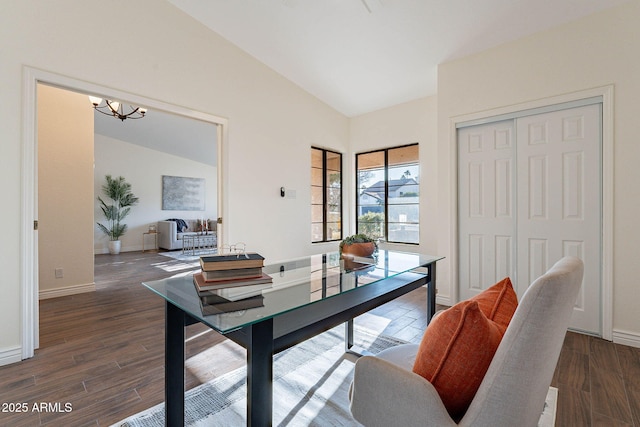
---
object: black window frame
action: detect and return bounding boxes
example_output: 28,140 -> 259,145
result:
355,143 -> 419,245
311,147 -> 343,243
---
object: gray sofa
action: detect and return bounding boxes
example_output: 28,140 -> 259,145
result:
157,219 -> 216,250
349,256 -> 584,427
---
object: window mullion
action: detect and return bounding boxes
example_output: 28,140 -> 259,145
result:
312,147 -> 342,243
355,154 -> 360,236
384,149 -> 389,241
322,151 -> 328,241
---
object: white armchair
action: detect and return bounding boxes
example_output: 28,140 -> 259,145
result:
349,256 -> 584,427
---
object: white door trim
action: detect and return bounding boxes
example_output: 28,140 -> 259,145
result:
21,66 -> 229,359
449,85 -> 614,341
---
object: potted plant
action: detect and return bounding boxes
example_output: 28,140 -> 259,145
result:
339,234 -> 378,258
97,175 -> 139,254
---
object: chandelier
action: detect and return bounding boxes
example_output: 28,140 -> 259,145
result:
89,96 -> 147,121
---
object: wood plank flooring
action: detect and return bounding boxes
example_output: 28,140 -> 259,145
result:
0,251 -> 637,426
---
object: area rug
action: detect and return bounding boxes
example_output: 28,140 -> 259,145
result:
112,326 -> 558,427
112,325 -> 403,427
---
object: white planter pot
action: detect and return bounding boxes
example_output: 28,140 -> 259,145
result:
108,240 -> 122,255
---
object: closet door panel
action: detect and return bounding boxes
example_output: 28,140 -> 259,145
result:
458,120 -> 516,301
516,104 -> 601,334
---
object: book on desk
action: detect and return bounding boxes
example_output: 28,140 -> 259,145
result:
200,266 -> 264,282
199,253 -> 265,271
193,271 -> 272,292
196,281 -> 271,315
194,252 -> 271,314
195,252 -> 269,289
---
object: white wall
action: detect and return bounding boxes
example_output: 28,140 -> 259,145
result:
436,1 -> 640,345
38,85 -> 95,297
94,134 -> 218,254
0,0 -> 348,361
349,96 -> 442,300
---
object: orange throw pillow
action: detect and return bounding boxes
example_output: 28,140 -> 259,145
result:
412,300 -> 503,420
470,277 -> 518,331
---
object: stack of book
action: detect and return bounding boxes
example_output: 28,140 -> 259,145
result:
193,253 -> 272,314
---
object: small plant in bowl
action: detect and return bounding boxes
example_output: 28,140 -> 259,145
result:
339,234 -> 378,257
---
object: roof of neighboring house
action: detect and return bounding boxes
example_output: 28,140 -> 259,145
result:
361,178 -> 418,198
360,191 -> 383,202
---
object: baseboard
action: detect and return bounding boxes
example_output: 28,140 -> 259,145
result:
612,329 -> 640,348
94,245 -> 145,255
0,346 -> 23,366
39,282 -> 96,300
436,295 -> 451,307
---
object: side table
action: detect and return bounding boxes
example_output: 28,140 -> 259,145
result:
142,231 -> 159,252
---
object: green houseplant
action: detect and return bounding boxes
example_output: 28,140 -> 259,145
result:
339,233 -> 378,257
97,175 -> 139,254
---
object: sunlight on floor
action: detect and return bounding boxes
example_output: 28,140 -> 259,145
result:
186,338 -> 246,383
355,312 -> 392,334
152,260 -> 199,273
279,358 -> 353,425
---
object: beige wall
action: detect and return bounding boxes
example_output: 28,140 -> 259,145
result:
37,85 -> 95,297
0,0 -> 348,360
437,1 -> 640,343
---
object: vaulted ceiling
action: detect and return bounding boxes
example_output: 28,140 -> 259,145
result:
93,105 -> 218,167
95,0 -> 628,161
167,0 -> 628,117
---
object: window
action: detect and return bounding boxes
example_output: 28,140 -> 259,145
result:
311,147 -> 342,243
356,144 -> 419,244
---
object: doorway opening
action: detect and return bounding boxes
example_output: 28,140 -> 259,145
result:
21,67 -> 227,359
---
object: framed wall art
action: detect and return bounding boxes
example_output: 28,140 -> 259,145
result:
162,175 -> 205,211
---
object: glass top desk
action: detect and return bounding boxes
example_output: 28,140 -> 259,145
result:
143,250 -> 443,427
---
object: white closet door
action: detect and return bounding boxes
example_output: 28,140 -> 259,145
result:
458,120 -> 516,301
516,104 -> 601,335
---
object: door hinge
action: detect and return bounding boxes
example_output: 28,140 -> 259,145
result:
217,217 -> 222,224
34,220 -> 38,230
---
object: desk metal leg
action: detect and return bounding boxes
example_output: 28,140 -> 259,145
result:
246,319 -> 274,427
166,302 -> 186,427
344,319 -> 371,356
427,262 -> 437,323
345,319 -> 354,352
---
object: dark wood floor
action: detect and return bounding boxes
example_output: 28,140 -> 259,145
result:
0,251 -> 637,426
